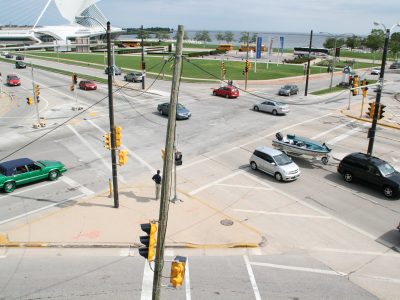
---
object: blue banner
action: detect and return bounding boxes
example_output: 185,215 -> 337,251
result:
279,36 -> 284,54
256,37 -> 262,59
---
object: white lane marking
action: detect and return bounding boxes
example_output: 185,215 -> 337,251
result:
0,194 -> 84,225
311,120 -> 355,140
307,247 -> 400,257
181,112 -> 334,170
185,258 -> 191,300
189,171 -> 244,195
352,274 -> 400,284
141,261 -> 153,300
243,255 -> 262,300
327,123 -> 370,145
61,176 -> 95,196
0,181 -> 59,200
215,183 -> 274,190
241,172 -> 380,241
232,209 -> 331,219
250,261 -> 347,276
66,125 -> 126,183
87,119 -> 156,174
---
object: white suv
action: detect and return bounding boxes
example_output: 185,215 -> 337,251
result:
249,146 -> 300,181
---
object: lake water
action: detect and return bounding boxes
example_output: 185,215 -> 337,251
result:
120,30 -> 329,49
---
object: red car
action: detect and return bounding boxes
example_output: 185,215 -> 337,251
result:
7,74 -> 21,86
79,80 -> 97,90
212,85 -> 239,98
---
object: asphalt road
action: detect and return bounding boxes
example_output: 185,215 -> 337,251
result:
0,59 -> 400,299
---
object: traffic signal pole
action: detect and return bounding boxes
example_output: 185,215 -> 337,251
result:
367,28 -> 389,156
304,30 -> 313,96
152,24 -> 184,300
30,63 -> 41,127
106,21 -> 119,208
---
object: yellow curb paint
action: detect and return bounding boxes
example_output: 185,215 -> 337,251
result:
0,234 -> 9,244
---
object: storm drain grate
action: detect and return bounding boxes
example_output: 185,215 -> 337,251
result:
220,219 -> 234,226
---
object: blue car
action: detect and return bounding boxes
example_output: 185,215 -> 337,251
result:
157,102 -> 191,120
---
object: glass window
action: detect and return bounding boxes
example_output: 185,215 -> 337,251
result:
27,164 -> 41,171
273,153 -> 292,166
377,163 -> 396,176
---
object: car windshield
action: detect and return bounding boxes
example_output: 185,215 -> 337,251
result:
377,163 -> 396,176
177,104 -> 186,110
283,85 -> 291,89
276,102 -> 285,106
273,153 -> 292,166
8,76 -> 18,80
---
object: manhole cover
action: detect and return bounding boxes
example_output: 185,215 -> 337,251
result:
220,219 -> 234,226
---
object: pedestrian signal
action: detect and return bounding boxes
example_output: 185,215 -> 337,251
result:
367,102 -> 375,118
104,132 -> 111,149
27,97 -> 33,105
118,149 -> 128,166
72,73 -> 77,84
139,222 -> 157,262
170,256 -> 186,287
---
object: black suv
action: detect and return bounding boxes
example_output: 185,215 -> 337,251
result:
338,152 -> 400,198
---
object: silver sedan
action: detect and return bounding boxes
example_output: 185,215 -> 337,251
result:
253,100 -> 290,115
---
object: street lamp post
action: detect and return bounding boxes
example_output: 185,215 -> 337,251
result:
367,21 -> 400,156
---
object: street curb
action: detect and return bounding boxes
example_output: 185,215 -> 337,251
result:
340,109 -> 400,130
0,242 -> 261,249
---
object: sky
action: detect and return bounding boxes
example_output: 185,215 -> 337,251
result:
1,0 -> 400,35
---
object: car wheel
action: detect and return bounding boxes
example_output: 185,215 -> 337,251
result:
272,110 -> 277,116
48,170 -> 59,181
383,186 -> 394,198
321,156 -> 329,165
250,161 -> 257,170
253,106 -> 259,111
225,94 -> 229,98
343,172 -> 353,182
288,92 -> 291,96
3,181 -> 16,193
213,91 -> 217,96
158,109 -> 163,115
274,172 -> 283,181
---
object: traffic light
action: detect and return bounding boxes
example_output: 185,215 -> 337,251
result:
118,149 -> 128,166
220,61 -> 225,70
114,126 -> 122,148
335,47 -> 340,57
352,75 -> 359,96
70,84 -> 75,91
247,60 -> 251,71
161,149 -> 165,160
104,132 -> 111,149
367,102 -> 375,118
72,73 -> 77,84
170,256 -> 186,288
26,97 -> 33,105
361,79 -> 368,97
141,61 -> 146,70
139,222 -> 157,262
34,84 -> 40,101
175,151 -> 182,166
378,103 -> 386,120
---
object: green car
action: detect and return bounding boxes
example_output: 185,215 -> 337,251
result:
0,158 -> 67,193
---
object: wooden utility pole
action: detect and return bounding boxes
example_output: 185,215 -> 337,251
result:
152,24 -> 184,300
304,29 -> 313,96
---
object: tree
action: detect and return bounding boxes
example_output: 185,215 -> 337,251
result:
224,31 -> 234,43
365,29 -> 385,52
194,31 -> 211,44
389,32 -> 400,59
216,32 -> 225,43
136,31 -> 150,40
346,35 -> 362,51
155,32 -> 170,40
323,37 -> 345,49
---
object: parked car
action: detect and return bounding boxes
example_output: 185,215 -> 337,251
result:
16,55 -> 24,60
5,53 -> 13,59
105,66 -> 122,75
370,67 -> 380,75
124,72 -> 143,82
7,74 -> 21,86
79,80 -> 97,90
278,84 -> 299,96
157,102 -> 191,120
212,85 -> 239,98
253,100 -> 289,115
389,62 -> 400,69
15,61 -> 26,69
249,146 -> 300,181
338,152 -> 400,198
0,158 -> 67,193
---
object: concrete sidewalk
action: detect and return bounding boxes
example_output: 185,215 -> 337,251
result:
0,172 -> 263,249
